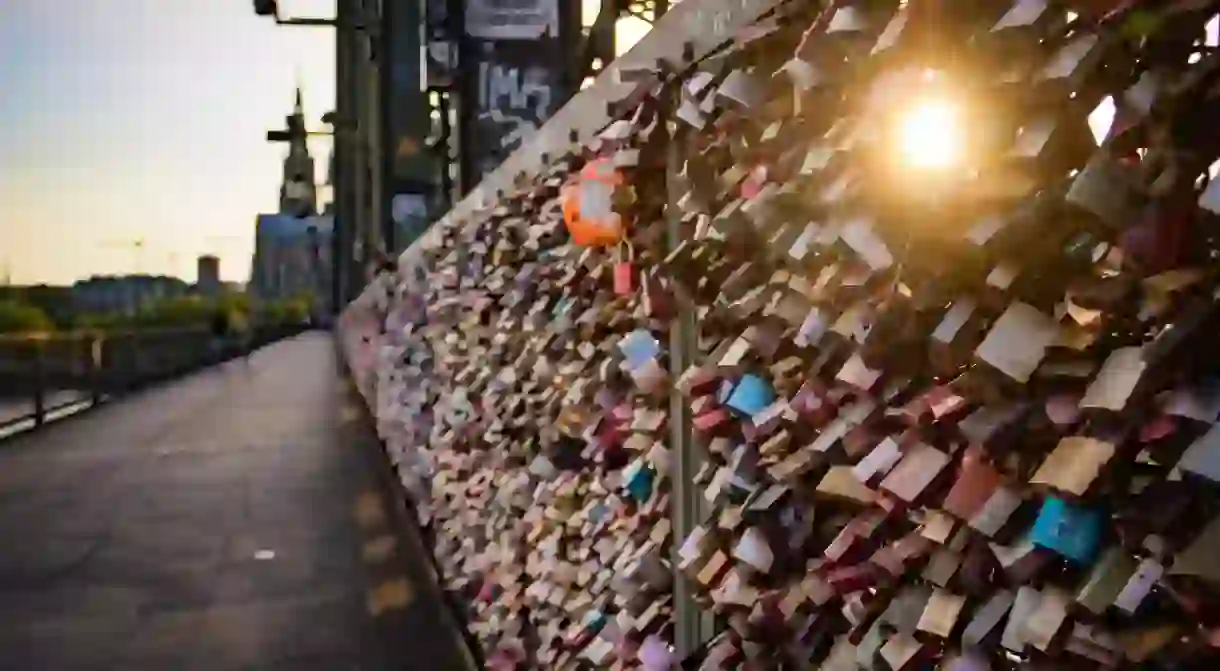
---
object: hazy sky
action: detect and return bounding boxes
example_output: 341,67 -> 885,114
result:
0,0 -> 650,286
1,0 -> 337,285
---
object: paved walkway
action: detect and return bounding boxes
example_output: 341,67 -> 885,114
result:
0,333 -> 471,671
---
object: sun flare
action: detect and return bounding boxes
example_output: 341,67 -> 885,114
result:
897,98 -> 963,170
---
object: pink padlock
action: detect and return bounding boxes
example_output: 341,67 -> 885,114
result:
741,164 -> 768,200
614,239 -> 635,296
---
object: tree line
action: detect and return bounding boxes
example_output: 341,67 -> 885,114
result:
0,292 -> 314,336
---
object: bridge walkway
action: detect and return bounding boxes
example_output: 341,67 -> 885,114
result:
0,333 -> 469,671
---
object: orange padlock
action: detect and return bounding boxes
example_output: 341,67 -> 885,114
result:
614,239 -> 635,296
563,159 -> 625,247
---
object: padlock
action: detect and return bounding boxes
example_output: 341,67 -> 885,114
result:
614,238 -> 636,296
364,4 -> 1220,667
1030,497 -> 1104,565
723,374 -> 776,418
641,274 -> 674,320
563,159 -> 626,247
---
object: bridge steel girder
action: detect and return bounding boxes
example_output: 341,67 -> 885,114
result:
416,0 -> 788,246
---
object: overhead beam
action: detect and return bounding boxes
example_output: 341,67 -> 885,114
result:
414,0 -> 788,251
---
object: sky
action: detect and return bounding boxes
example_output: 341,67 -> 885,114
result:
0,0 -> 650,286
0,0 -> 337,285
1,2 -> 1210,287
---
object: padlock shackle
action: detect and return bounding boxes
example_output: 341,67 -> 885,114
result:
619,237 -> 635,258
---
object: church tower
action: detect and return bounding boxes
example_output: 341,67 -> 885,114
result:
279,87 -> 317,217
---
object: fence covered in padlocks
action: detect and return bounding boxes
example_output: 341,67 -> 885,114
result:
343,0 -> 1220,668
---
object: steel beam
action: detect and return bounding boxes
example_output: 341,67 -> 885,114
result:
666,116 -> 715,659
411,0 -> 787,251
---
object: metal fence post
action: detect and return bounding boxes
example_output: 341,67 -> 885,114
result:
32,340 -> 46,427
123,334 -> 138,391
666,64 -> 714,658
90,335 -> 103,406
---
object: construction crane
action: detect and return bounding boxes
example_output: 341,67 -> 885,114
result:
100,238 -> 149,274
99,238 -> 189,277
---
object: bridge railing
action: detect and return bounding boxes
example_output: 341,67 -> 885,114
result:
341,0 -> 1220,668
336,0 -> 795,662
0,323 -> 306,434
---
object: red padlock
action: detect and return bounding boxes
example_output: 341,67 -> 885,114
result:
642,275 -> 674,319
614,239 -> 635,296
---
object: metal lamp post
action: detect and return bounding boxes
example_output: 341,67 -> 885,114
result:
252,0 -> 376,30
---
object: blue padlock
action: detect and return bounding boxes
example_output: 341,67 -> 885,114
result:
552,296 -> 574,317
551,297 -> 575,330
588,501 -> 611,523
725,374 -> 776,418
619,329 -> 661,370
582,609 -> 608,635
1031,496 -> 1103,565
623,460 -> 655,503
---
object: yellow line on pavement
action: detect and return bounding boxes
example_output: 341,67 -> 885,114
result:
354,491 -> 387,529
362,535 -> 397,563
367,578 -> 415,615
341,404 -> 362,424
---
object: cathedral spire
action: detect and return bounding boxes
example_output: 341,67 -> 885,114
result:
292,67 -> 305,115
280,82 -> 316,218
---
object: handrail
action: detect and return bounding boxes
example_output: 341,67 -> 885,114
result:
0,326 -> 211,343
0,324 -> 307,437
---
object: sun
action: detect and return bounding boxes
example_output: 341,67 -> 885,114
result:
897,97 -> 964,170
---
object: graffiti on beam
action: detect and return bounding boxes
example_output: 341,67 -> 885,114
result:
464,40 -> 565,183
477,62 -> 554,150
460,0 -> 570,186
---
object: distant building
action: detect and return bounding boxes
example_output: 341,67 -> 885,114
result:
196,255 -> 221,297
72,275 -> 189,316
250,214 -> 333,312
248,87 -> 331,315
